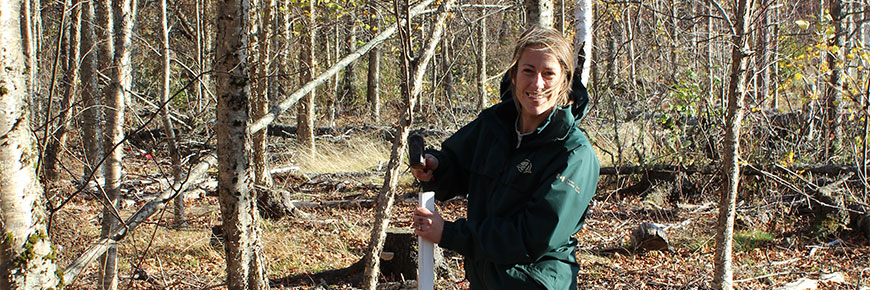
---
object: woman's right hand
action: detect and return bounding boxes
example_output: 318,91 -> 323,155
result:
411,154 -> 439,182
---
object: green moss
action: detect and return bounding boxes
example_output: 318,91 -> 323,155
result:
55,268 -> 65,290
734,230 -> 775,252
0,86 -> 8,96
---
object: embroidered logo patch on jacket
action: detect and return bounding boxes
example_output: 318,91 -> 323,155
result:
516,159 -> 533,174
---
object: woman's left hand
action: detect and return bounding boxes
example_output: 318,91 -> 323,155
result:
412,207 -> 444,244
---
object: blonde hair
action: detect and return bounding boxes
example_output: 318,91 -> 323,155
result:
507,26 -> 575,106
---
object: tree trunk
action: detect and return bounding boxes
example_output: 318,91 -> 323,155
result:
44,0 -> 82,182
361,0 -> 455,288
100,0 -> 137,288
825,0 -> 845,158
757,0 -> 770,108
476,0 -> 487,110
0,1 -> 62,287
367,46 -> 381,123
625,6 -> 636,88
525,0 -> 554,28
442,34 -> 454,102
298,0 -> 316,155
606,19 -> 620,90
23,0 -> 36,116
80,0 -> 104,187
713,0 -> 752,288
573,0 -> 593,87
342,15 -> 358,107
253,0 -> 275,189
214,0 -> 269,288
707,1 -> 715,104
159,0 -> 185,226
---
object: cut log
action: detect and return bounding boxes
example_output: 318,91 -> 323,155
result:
630,222 -> 673,252
379,227 -> 447,282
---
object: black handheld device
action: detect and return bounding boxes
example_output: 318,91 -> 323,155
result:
408,134 -> 425,169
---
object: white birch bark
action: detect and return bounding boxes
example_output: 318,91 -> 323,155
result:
525,0 -> 554,28
214,0 -> 269,288
100,0 -> 137,288
158,0 -> 185,226
713,0 -> 752,288
573,0 -> 593,86
0,0 -> 61,287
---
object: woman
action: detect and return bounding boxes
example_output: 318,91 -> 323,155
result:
410,26 -> 599,290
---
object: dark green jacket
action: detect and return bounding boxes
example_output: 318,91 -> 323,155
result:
423,72 -> 600,290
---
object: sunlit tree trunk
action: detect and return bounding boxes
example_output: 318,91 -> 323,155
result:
525,0 -> 554,28
476,0 -> 487,110
367,46 -> 381,122
214,0 -> 269,288
757,0 -> 771,108
195,0 -> 205,113
81,0 -> 104,186
713,0 -> 752,288
298,0 -> 316,155
159,0 -> 185,226
23,0 -> 36,113
0,1 -> 61,288
44,0 -> 82,182
100,0 -> 137,288
625,6 -> 636,86
573,0 -> 593,86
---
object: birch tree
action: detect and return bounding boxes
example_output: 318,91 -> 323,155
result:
100,0 -> 137,288
0,1 -> 62,288
525,0 -> 554,28
214,0 -> 269,288
476,0 -> 487,110
713,0 -> 752,288
574,0 -> 593,86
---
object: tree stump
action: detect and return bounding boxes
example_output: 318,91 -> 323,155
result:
380,227 -> 448,282
630,222 -> 673,252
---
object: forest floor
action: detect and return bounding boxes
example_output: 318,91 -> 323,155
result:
48,133 -> 870,290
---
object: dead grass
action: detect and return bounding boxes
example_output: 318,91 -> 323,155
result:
280,134 -> 391,174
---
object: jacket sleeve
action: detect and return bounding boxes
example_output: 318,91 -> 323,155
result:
437,145 -> 600,264
421,118 -> 482,201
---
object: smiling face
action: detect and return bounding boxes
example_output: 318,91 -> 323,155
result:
512,46 -> 564,125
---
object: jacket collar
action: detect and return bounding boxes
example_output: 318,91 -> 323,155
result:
494,71 -> 590,147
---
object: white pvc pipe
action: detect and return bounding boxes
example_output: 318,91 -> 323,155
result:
418,191 -> 435,290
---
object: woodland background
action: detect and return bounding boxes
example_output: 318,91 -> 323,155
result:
1,0 -> 870,289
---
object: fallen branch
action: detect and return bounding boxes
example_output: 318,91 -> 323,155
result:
63,154 -> 217,285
